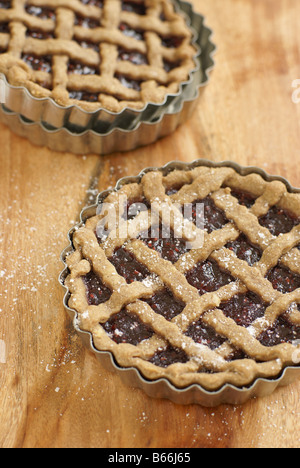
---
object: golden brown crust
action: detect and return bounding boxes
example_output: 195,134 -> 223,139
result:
0,0 -> 197,112
65,166 -> 300,391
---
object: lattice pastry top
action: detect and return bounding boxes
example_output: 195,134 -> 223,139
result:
65,165 -> 300,391
0,0 -> 197,112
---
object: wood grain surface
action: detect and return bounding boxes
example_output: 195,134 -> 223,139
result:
1,0 -> 300,449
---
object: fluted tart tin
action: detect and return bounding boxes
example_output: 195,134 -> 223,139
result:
0,1 -> 216,154
59,159 -> 300,406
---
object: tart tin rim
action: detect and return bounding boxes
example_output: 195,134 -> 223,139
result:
60,159 -> 300,406
0,0 -> 208,130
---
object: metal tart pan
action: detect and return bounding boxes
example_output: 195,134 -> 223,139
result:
0,1 -> 216,155
59,159 -> 300,406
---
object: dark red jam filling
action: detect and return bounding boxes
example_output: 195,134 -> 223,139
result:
124,197 -> 150,220
226,349 -> 248,362
229,189 -> 257,208
163,60 -> 180,72
25,6 -> 56,40
68,60 -> 98,75
259,206 -> 300,236
75,15 -> 100,28
26,29 -> 54,40
226,234 -> 262,266
0,1 -> 11,9
81,0 -> 104,6
25,6 -> 56,20
102,309 -> 154,345
267,265 -> 300,294
84,270 -> 112,305
185,196 -> 228,234
78,40 -> 100,52
186,259 -> 234,295
118,48 -> 148,65
115,74 -> 141,91
143,288 -> 185,321
86,187 -> 300,366
258,313 -> 300,347
161,36 -> 184,49
139,224 -> 188,264
149,345 -> 189,368
109,247 -> 151,283
185,317 -> 227,350
0,22 -> 9,33
219,292 -> 267,328
22,54 -> 52,73
121,1 -> 146,15
0,2 -> 10,43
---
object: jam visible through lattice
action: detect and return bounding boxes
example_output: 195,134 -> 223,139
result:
67,167 -> 300,390
0,0 -> 197,111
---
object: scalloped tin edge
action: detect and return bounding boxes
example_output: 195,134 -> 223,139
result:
0,13 -> 215,154
59,158 -> 300,406
0,91 -> 199,154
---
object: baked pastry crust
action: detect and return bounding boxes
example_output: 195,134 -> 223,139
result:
65,166 -> 300,391
0,0 -> 197,112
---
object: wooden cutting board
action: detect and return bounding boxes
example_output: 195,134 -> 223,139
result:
0,0 -> 300,448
